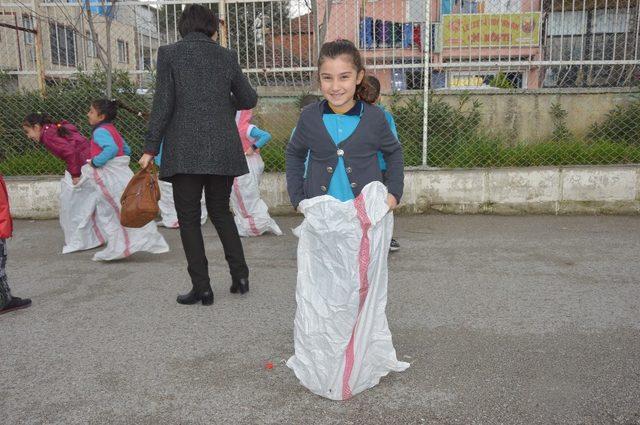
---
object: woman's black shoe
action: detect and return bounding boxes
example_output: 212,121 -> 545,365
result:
0,297 -> 32,315
177,289 -> 214,305
230,278 -> 249,294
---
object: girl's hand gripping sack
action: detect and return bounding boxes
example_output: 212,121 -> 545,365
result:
120,164 -> 160,228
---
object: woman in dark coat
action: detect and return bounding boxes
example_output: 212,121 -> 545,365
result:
139,4 -> 258,306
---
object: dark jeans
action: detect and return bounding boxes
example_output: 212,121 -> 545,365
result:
171,174 -> 249,293
0,238 -> 11,309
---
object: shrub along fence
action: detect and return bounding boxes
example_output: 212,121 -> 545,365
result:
1,71 -> 639,175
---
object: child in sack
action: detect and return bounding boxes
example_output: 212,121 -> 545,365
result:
230,109 -> 282,237
85,99 -> 169,261
285,39 -> 408,400
23,113 -> 104,253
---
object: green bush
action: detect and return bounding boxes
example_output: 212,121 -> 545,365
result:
427,138 -> 640,168
549,102 -> 573,142
0,149 -> 64,175
388,92 -> 482,166
260,137 -> 287,172
386,92 -> 640,168
2,80 -> 640,176
489,72 -> 516,89
588,98 -> 640,145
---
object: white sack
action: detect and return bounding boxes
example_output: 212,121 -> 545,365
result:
287,181 -> 409,400
84,156 -> 170,261
59,170 -> 104,254
229,154 -> 282,237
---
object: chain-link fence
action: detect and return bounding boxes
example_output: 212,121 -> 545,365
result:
0,0 -> 639,176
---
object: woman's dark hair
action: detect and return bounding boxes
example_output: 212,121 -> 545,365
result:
317,39 -> 371,102
92,99 -> 149,122
178,4 -> 219,38
360,75 -> 381,104
23,112 -> 70,137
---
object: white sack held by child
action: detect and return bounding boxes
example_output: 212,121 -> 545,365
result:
229,110 -> 282,237
287,182 -> 409,400
157,180 -> 207,228
59,171 -> 104,254
231,153 -> 282,237
85,156 -> 169,261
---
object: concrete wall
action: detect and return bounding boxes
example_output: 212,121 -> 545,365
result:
400,165 -> 640,214
6,165 -> 639,219
434,88 -> 637,142
254,88 -> 638,144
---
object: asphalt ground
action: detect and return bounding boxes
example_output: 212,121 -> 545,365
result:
1,215 -> 639,424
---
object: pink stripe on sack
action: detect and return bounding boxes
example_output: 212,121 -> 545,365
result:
91,210 -> 105,245
341,193 -> 372,400
232,178 -> 260,236
93,168 -> 131,257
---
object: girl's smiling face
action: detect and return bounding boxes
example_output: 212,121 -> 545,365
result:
319,54 -> 364,113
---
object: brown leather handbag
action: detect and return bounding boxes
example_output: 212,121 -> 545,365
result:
120,164 -> 160,228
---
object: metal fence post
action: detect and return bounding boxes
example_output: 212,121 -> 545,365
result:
421,0 -> 431,167
219,0 -> 227,47
34,0 -> 46,96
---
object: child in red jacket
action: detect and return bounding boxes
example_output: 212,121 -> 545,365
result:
23,113 -> 104,254
0,175 -> 32,315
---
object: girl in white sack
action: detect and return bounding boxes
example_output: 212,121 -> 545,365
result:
22,113 -> 104,254
231,110 -> 282,237
285,40 -> 408,400
85,99 -> 169,261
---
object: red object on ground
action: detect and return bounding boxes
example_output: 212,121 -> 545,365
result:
265,362 -> 274,370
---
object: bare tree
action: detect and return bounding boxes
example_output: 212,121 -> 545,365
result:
299,0 -> 331,90
302,0 -> 332,48
31,0 -> 119,96
82,0 -> 117,98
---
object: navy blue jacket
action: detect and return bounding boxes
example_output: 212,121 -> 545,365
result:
286,101 -> 404,209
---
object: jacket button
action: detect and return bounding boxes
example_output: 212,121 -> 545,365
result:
320,185 -> 327,192
336,149 -> 344,157
346,167 -> 352,173
350,182 -> 357,188
327,166 -> 333,173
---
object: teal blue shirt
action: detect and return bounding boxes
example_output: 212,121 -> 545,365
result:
250,126 -> 271,148
377,105 -> 398,171
92,127 -> 132,167
323,101 -> 364,202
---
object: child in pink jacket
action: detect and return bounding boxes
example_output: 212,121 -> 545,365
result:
23,113 -> 90,185
23,113 -> 104,253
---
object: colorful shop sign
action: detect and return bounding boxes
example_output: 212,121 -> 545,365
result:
443,12 -> 540,47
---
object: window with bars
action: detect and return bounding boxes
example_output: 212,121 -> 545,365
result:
49,23 -> 76,67
117,39 -> 130,63
86,31 -> 98,57
592,10 -> 630,34
22,15 -> 34,45
547,10 -> 631,36
446,0 -> 523,14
